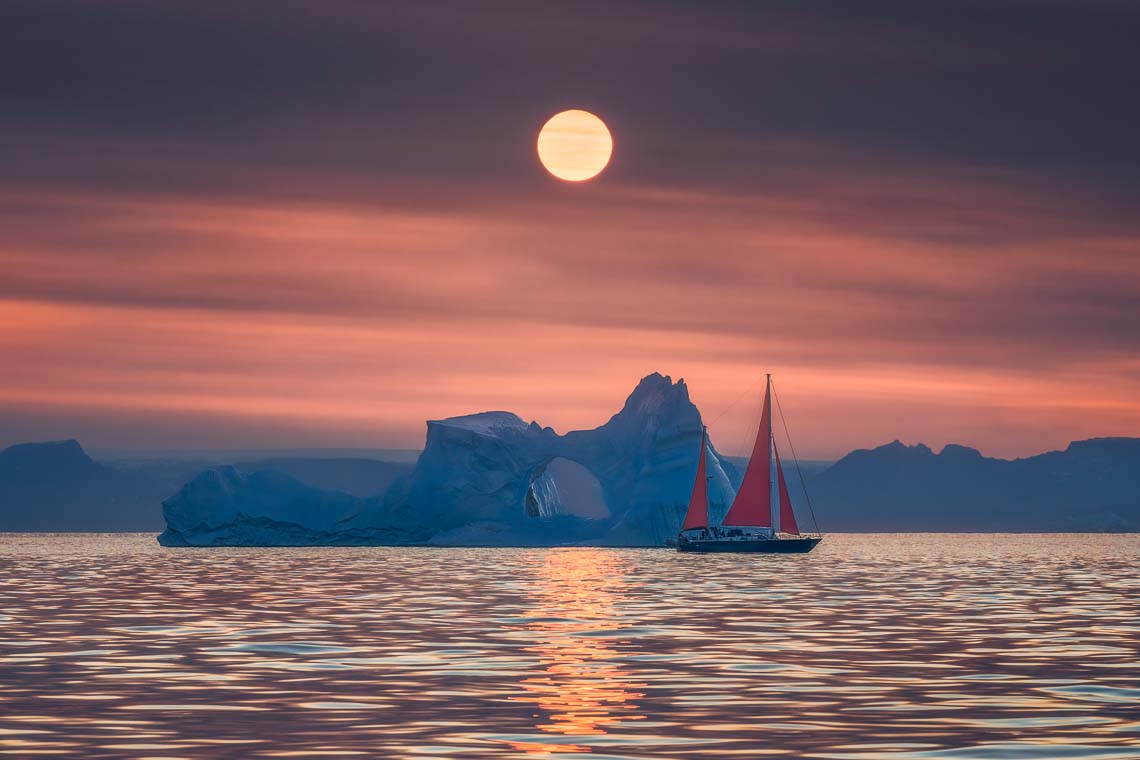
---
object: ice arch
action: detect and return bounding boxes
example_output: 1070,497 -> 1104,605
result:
526,457 -> 610,519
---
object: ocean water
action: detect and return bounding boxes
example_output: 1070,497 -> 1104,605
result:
0,534 -> 1138,759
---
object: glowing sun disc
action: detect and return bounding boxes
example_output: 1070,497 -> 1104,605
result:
537,109 -> 613,182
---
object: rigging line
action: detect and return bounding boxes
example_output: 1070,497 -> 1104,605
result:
736,380 -> 764,458
720,385 -> 762,516
772,379 -> 823,536
705,374 -> 766,428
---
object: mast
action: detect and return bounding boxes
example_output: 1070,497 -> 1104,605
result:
721,374 -> 773,527
767,373 -> 775,530
680,426 -> 710,531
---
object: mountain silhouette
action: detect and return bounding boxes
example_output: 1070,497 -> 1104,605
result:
810,438 -> 1140,531
0,441 -> 412,531
0,440 -> 168,531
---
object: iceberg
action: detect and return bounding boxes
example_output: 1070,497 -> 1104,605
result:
159,373 -> 740,546
158,467 -> 400,546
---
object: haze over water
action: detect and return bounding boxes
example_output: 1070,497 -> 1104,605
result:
1,534 -> 1138,759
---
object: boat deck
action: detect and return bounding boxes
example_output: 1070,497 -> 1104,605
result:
677,536 -> 821,553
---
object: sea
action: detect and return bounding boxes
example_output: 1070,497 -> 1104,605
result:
1,533 -> 1137,759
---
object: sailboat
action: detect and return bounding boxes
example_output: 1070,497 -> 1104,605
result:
677,374 -> 822,553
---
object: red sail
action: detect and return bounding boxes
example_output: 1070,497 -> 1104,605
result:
722,377 -> 772,527
774,442 -> 800,535
680,429 -> 709,531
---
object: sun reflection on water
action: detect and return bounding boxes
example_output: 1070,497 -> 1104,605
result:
509,549 -> 645,750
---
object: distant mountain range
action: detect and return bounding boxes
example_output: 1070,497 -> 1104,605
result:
0,440 -> 169,531
809,437 -> 1140,532
0,440 -> 412,532
1,435 -> 1137,533
92,447 -> 422,464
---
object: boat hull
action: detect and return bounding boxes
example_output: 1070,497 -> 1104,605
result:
677,536 -> 821,553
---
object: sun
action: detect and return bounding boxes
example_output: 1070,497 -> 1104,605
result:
536,110 -> 613,182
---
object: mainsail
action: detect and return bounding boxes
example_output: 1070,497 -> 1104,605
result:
774,442 -> 799,535
680,428 -> 709,530
721,376 -> 773,527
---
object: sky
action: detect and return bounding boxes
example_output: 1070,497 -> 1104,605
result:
2,0 -> 1138,459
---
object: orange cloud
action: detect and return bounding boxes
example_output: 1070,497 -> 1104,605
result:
1,159 -> 1138,458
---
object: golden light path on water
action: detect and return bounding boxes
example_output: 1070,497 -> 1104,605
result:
0,534 -> 1138,758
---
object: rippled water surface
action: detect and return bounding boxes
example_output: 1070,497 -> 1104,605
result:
1,534 -> 1138,759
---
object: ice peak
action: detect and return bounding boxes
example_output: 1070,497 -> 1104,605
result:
620,372 -> 690,416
